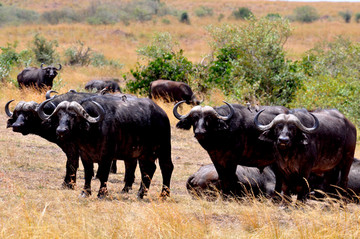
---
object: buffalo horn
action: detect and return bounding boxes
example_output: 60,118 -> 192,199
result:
41,63 -> 45,69
215,101 -> 234,121
70,101 -> 105,123
293,113 -> 319,134
46,90 -> 58,99
5,100 -> 15,117
56,64 -> 62,71
37,99 -> 54,120
173,100 -> 188,120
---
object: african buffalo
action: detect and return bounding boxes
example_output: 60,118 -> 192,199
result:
149,79 -> 202,105
254,109 -> 356,202
5,91 -> 137,192
173,101 -> 288,197
187,164 -> 275,200
85,79 -> 121,93
17,63 -> 62,90
38,95 -> 173,199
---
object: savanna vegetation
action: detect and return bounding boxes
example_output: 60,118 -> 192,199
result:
0,0 -> 360,238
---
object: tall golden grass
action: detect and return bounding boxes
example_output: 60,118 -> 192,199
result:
1,1 -> 360,238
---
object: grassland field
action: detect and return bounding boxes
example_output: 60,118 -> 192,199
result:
0,0 -> 360,238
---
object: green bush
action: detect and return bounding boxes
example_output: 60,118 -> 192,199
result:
355,12 -> 360,23
339,10 -> 352,23
266,13 -> 281,19
292,6 -> 319,23
195,6 -> 213,17
125,32 -> 193,95
0,6 -> 39,26
203,17 -> 304,105
41,8 -> 81,24
232,7 -> 253,20
90,52 -> 123,68
64,41 -> 91,66
31,34 -> 59,64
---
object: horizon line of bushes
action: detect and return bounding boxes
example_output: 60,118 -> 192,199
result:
1,1 -> 360,27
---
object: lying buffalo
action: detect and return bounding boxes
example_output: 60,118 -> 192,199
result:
38,94 -> 173,199
85,79 -> 121,93
17,63 -> 62,90
255,109 -> 357,202
174,101 -> 288,197
187,164 -> 275,200
149,79 -> 202,105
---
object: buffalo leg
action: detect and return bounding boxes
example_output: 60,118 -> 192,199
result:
158,147 -> 173,198
110,160 -> 117,174
96,159 -> 112,198
213,161 -> 238,198
137,159 -> 157,199
121,159 -> 137,193
80,158 -> 94,197
61,145 -> 79,189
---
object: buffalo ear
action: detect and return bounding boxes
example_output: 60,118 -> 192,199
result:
300,133 -> 309,145
258,130 -> 274,143
176,119 -> 192,130
216,119 -> 229,131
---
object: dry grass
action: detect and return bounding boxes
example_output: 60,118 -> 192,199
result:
1,1 -> 360,238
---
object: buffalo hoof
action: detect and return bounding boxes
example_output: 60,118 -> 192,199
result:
97,187 -> 109,199
80,189 -> 91,198
62,181 -> 76,190
160,187 -> 170,199
137,189 -> 148,200
121,186 -> 132,194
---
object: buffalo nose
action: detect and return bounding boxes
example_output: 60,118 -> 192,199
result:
57,127 -> 69,137
278,136 -> 290,145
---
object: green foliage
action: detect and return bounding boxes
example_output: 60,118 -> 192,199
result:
204,17 -> 304,105
126,33 -> 193,95
0,5 -> 39,26
31,34 -> 59,64
64,41 -> 91,66
0,42 -> 33,81
90,52 -> 123,68
290,76 -> 360,129
232,7 -> 253,20
339,10 -> 352,23
266,13 -> 281,19
41,8 -> 81,24
195,6 -> 213,17
356,12 -> 360,23
292,6 -> 319,23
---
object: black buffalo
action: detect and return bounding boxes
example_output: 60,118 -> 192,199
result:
254,109 -> 357,202
85,79 -> 121,93
17,63 -> 62,90
173,101 -> 288,197
149,79 -> 202,105
38,95 -> 173,199
187,164 -> 275,200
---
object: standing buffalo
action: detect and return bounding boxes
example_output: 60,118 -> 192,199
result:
254,109 -> 357,202
187,164 -> 275,200
17,63 -> 62,90
85,79 -> 121,93
173,101 -> 288,197
38,95 -> 173,199
149,79 -> 202,105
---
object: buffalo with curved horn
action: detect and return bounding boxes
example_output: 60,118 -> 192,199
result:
38,94 -> 173,199
255,109 -> 356,202
17,63 -> 62,90
174,100 -> 288,197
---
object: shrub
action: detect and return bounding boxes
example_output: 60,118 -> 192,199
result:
126,32 -> 193,95
356,12 -> 360,23
339,10 -> 352,23
195,6 -> 213,17
0,6 -> 39,26
204,17 -> 305,105
293,6 -> 319,23
64,41 -> 91,66
90,52 -> 123,68
31,33 -> 59,64
266,13 -> 281,19
232,7 -> 253,20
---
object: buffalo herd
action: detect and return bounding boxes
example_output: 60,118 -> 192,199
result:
5,77 -> 359,203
